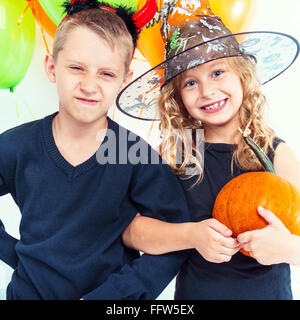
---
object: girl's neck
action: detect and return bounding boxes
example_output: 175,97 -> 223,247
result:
204,124 -> 241,144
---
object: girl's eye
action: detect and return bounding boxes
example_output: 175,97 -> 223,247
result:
212,70 -> 223,77
184,80 -> 197,88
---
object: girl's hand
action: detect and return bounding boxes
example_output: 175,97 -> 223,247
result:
237,206 -> 292,265
188,218 -> 240,263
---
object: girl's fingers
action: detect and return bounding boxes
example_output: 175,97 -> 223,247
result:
220,245 -> 240,256
237,231 -> 252,244
209,219 -> 232,237
241,243 -> 251,252
215,251 -> 239,263
221,235 -> 241,249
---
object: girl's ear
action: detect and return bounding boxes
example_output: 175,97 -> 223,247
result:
44,54 -> 56,83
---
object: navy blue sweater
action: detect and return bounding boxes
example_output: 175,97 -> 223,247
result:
0,112 -> 189,300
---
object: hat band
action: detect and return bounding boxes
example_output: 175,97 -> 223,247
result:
98,6 -> 116,13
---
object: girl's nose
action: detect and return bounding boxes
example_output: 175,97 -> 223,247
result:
199,82 -> 216,99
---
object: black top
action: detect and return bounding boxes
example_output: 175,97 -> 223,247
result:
175,138 -> 293,300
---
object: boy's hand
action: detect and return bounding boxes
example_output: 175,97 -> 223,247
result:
188,219 -> 240,263
237,206 -> 291,265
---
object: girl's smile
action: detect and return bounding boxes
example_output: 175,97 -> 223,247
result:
200,98 -> 228,113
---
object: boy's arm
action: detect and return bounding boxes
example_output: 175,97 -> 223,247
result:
0,175 -> 19,269
82,250 -> 190,300
121,145 -> 233,255
0,135 -> 19,269
83,149 -> 192,300
0,222 -> 19,269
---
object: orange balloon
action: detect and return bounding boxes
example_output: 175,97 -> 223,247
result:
137,0 -> 165,68
209,0 -> 257,34
28,0 -> 57,38
137,0 -> 211,67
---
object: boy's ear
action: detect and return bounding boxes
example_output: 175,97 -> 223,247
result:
44,54 -> 56,83
119,69 -> 134,92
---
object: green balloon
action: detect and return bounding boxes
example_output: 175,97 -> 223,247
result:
0,0 -> 36,91
38,0 -> 66,26
38,0 -> 139,26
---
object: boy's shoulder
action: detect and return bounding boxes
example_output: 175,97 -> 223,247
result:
0,113 -> 52,149
107,116 -> 159,148
108,117 -> 141,139
107,116 -> 149,149
105,117 -> 168,167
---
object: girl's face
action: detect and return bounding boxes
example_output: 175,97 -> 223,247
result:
179,59 -> 243,130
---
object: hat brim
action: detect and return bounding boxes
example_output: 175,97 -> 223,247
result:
116,31 -> 299,121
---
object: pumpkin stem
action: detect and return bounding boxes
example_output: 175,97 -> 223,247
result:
238,128 -> 276,174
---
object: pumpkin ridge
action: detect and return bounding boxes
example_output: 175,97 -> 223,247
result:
226,178 -> 238,236
284,180 -> 293,230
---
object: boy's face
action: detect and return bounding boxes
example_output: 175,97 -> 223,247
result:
45,26 -> 132,125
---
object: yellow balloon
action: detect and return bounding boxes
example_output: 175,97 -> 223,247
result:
209,0 -> 257,33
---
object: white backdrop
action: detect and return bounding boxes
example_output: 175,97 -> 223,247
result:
0,0 -> 300,299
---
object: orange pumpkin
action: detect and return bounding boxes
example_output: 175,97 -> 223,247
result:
213,171 -> 300,256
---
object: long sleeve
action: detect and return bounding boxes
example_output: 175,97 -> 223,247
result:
0,135 -> 19,269
82,250 -> 190,300
128,143 -> 191,223
83,144 -> 191,300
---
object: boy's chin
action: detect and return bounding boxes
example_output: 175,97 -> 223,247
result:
64,108 -> 108,125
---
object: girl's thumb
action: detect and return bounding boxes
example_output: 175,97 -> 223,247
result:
257,206 -> 285,227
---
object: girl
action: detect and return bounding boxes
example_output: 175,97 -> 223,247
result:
119,15 -> 300,299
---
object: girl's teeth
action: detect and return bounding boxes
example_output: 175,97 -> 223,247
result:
204,100 -> 225,110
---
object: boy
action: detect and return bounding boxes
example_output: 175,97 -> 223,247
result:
0,1 -> 189,299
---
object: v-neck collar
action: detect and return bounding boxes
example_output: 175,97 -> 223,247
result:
42,112 -> 112,179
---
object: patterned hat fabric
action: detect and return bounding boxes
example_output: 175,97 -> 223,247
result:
116,15 -> 299,121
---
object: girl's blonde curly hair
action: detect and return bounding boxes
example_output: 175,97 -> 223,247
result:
158,44 -> 275,185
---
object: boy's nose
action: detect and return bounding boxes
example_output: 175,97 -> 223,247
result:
80,76 -> 98,95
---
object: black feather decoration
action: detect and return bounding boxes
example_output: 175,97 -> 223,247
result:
63,0 -> 102,16
62,0 -> 139,46
114,6 -> 139,46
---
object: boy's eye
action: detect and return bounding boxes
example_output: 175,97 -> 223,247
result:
101,71 -> 116,78
69,66 -> 83,71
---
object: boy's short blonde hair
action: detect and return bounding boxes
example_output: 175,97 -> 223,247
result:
53,8 -> 134,74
